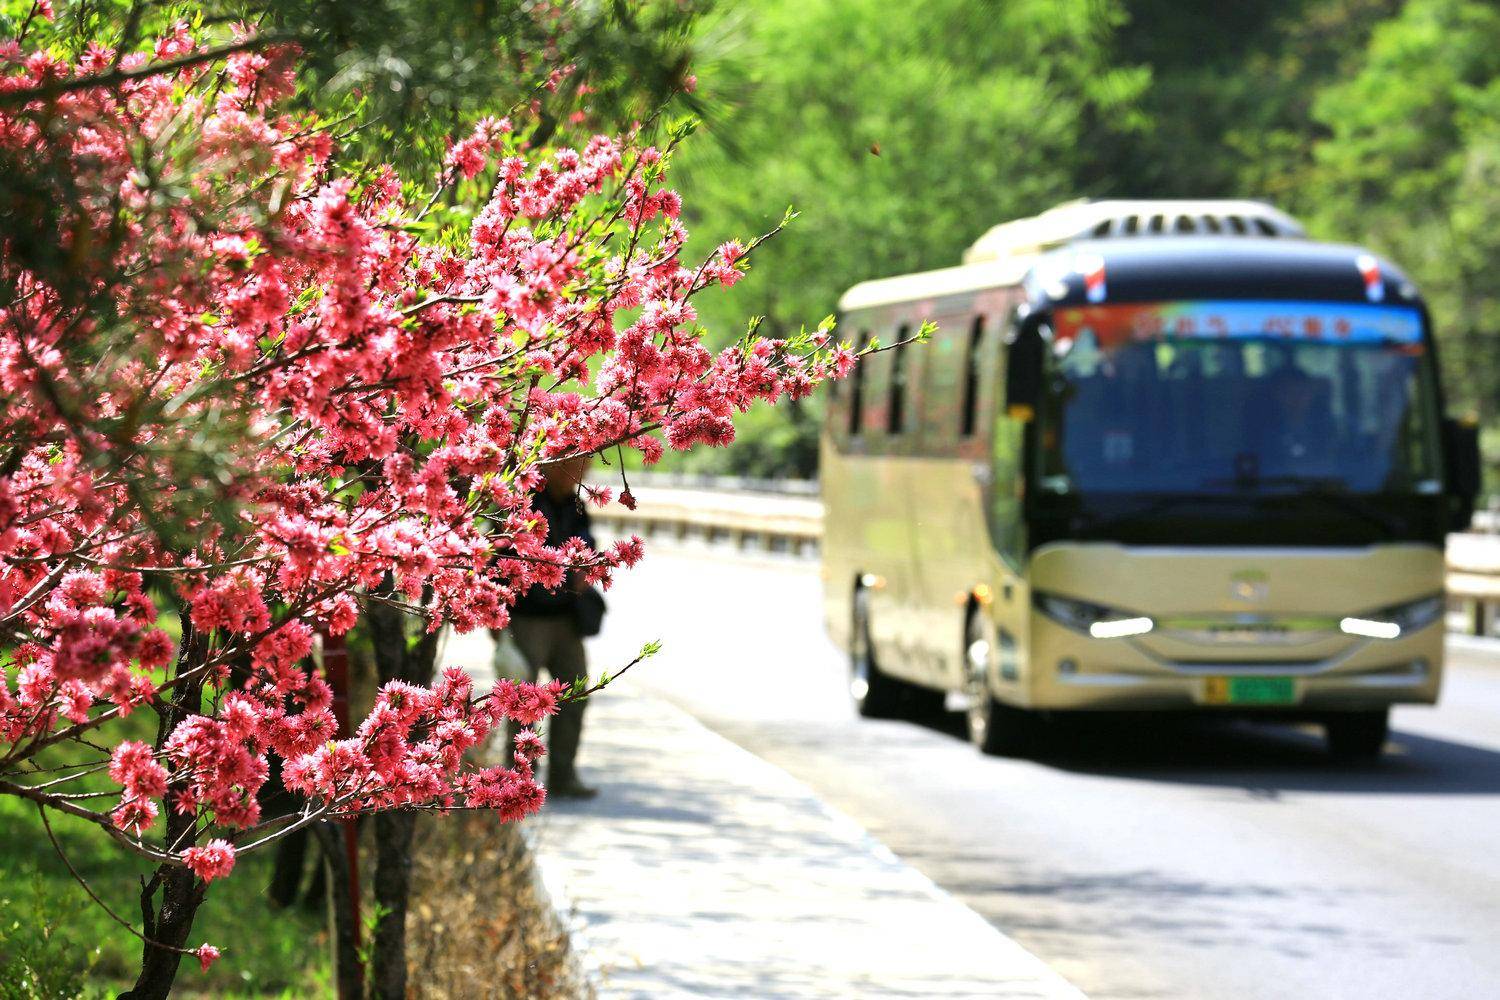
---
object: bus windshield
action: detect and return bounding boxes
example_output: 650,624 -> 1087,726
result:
1037,300 -> 1442,497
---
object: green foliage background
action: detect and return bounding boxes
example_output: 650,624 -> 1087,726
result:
668,0 -> 1500,494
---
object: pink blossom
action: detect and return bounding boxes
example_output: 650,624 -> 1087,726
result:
137,630 -> 174,669
513,728 -> 546,764
492,678 -> 563,726
252,622 -> 314,673
111,797 -> 158,835
0,25 -> 856,910
183,839 -> 237,883
195,944 -> 221,971
110,741 -> 169,799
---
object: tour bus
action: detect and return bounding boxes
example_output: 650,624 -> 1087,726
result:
821,199 -> 1481,758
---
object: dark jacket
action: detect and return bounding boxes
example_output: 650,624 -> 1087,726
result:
514,489 -> 596,617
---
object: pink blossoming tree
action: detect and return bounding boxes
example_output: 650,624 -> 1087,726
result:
0,10 -> 857,996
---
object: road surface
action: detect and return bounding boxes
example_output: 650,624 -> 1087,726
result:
577,544 -> 1500,1000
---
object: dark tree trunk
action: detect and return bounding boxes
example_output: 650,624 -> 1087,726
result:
120,624 -> 210,1000
313,821 -> 364,1000
268,824 -> 311,909
303,841 -> 328,911
365,596 -> 441,1000
263,747 -> 313,910
118,864 -> 204,1000
370,809 -> 417,1000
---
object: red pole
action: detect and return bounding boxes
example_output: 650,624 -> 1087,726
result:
322,631 -> 363,998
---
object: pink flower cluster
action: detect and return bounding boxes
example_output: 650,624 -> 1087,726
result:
183,839 -> 236,883
0,17 -> 853,926
274,668 -> 558,819
108,741 -> 169,834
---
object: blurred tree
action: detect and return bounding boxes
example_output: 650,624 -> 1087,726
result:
1086,0 -> 1297,197
661,0 -> 1148,477
1102,0 -> 1401,200
1222,0 -> 1403,204
1298,0 -> 1500,432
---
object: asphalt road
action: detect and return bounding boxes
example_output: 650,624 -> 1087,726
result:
586,544 -> 1500,1000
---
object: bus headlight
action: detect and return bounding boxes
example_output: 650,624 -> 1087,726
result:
1340,594 -> 1444,640
1035,593 -> 1154,638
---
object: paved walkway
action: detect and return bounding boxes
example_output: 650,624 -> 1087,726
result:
442,628 -> 1085,1000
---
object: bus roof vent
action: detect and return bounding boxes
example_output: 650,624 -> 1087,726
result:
962,199 -> 1307,264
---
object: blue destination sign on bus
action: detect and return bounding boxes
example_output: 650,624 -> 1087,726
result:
1054,300 -> 1424,347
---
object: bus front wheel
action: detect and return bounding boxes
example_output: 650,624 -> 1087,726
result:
1324,709 -> 1389,760
964,614 -> 1036,757
850,590 -> 940,719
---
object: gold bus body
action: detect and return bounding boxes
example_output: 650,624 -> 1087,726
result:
821,258 -> 1445,715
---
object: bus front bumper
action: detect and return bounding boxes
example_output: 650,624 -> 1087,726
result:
1024,616 -> 1444,712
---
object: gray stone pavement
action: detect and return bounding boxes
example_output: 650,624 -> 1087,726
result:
441,626 -> 1085,999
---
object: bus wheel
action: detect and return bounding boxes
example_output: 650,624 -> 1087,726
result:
964,614 -> 1035,757
1324,709 -> 1389,761
850,590 -> 936,719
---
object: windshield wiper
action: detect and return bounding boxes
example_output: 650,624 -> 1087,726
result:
1074,494 -> 1242,533
1197,475 -> 1401,537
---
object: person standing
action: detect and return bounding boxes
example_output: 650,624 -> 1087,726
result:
502,455 -> 601,798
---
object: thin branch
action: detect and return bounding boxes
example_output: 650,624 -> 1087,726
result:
2,779 -> 171,862
36,803 -> 196,960
400,294 -> 485,317
568,644 -> 658,701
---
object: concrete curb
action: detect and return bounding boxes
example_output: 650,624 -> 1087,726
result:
443,626 -> 601,1000
523,824 -> 601,1000
1448,633 -> 1500,657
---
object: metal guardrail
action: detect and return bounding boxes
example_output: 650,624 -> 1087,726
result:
612,469 -> 821,497
593,479 -> 1500,637
594,483 -> 822,557
1448,533 -> 1500,636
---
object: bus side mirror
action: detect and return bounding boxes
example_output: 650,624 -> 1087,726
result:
1443,417 -> 1480,531
1004,313 -> 1045,422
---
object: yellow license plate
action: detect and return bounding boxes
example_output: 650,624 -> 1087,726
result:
1204,676 -> 1297,706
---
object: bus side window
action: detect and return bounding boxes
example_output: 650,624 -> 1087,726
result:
960,315 -> 986,437
887,324 -> 910,434
848,330 -> 871,436
991,412 -> 1026,566
988,306 -> 1024,567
